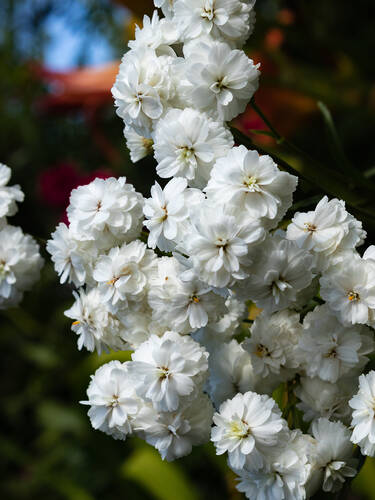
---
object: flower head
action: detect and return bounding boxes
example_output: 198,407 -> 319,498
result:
128,331 -> 208,411
211,391 -> 287,469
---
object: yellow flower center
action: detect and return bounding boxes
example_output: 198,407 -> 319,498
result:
229,420 -> 251,439
304,222 -> 317,233
255,344 -> 269,358
348,291 -> 360,302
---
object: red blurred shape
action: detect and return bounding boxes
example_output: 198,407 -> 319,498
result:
39,163 -> 82,208
38,162 -> 115,223
277,8 -> 295,26
264,28 -> 285,50
33,62 -> 120,112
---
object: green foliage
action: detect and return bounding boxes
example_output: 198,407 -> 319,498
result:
121,446 -> 200,500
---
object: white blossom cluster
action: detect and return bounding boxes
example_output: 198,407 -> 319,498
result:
47,2 -> 375,499
0,164 -> 43,308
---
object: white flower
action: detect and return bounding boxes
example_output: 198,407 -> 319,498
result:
154,0 -> 175,18
363,245 -> 375,262
320,258 -> 375,325
68,177 -> 144,250
80,361 -> 140,441
205,146 -> 297,223
112,47 -> 179,137
116,304 -> 159,350
0,224 -> 43,308
124,126 -> 154,163
153,108 -> 233,188
243,309 -> 302,379
93,240 -> 155,307
299,304 -> 374,383
64,288 -> 128,354
174,0 -> 253,48
128,331 -> 208,411
184,40 -> 260,121
207,339 -> 255,408
148,256 -> 226,333
0,164 -> 24,223
211,391 -> 287,470
295,376 -> 357,424
235,431 -> 312,500
310,418 -> 357,493
129,11 -> 178,53
286,196 -> 365,270
134,394 -> 213,461
238,232 -> 314,313
349,371 -> 375,456
180,204 -> 265,288
143,177 -> 204,251
47,223 -> 98,287
193,295 -> 246,349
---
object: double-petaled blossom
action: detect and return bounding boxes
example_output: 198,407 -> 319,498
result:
47,2 -> 375,497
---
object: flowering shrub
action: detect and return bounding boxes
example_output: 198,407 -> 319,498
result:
0,164 -> 43,309
47,1 -> 375,498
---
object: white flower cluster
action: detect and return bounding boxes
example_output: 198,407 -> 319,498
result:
0,164 -> 43,308
48,3 -> 375,498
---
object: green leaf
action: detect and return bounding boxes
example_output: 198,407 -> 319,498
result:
364,165 -> 375,178
121,446 -> 200,500
352,457 -> 375,499
317,101 -> 353,175
272,383 -> 285,409
247,129 -> 276,138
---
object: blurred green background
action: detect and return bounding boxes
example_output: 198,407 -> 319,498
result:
1,0 -> 375,498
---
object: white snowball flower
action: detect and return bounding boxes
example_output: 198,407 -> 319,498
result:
93,240 -> 156,308
143,177 -> 204,251
47,223 -> 98,287
124,125 -> 154,163
207,339 -> 255,408
0,163 -> 24,224
211,391 -> 287,470
286,196 -> 365,270
148,256 -> 226,333
179,204 -> 265,288
295,376 -> 357,424
238,232 -> 314,313
235,431 -> 313,500
349,371 -> 375,456
64,288 -> 128,354
193,295 -> 246,349
174,0 -> 253,48
129,11 -> 178,53
243,309 -> 302,379
117,303 -> 167,350
154,0 -> 175,18
68,177 -> 144,250
112,47 -> 179,137
310,418 -> 357,493
135,394 -> 213,461
299,304 -> 374,383
128,331 -> 208,412
81,361 -> 140,441
153,108 -> 233,188
363,245 -> 375,261
0,224 -> 43,308
206,146 -> 297,223
320,258 -> 375,325
184,40 -> 260,121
